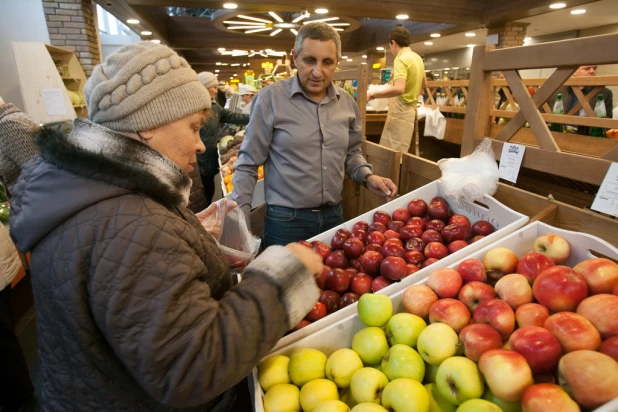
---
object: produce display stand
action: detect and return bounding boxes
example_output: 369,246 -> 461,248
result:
250,220 -> 618,412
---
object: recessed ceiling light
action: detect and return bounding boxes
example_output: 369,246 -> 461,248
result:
216,62 -> 222,65
571,9 -> 586,14
215,69 -> 220,72
140,31 -> 152,36
231,63 -> 240,66
465,32 -> 476,37
424,41 -> 433,45
315,8 -> 328,14
549,3 -> 566,9
218,47 -> 226,51
347,58 -> 353,62
467,44 -> 475,47
453,67 -> 459,70
376,46 -> 385,51
362,55 -> 367,58
361,62 -> 367,65
234,74 -> 238,76
127,19 -> 140,24
430,33 -> 441,38
396,14 -> 409,20
341,55 -> 348,59
150,39 -> 161,44
466,68 -> 470,70
223,3 -> 238,9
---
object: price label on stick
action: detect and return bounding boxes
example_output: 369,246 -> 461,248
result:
591,162 -> 618,217
499,143 -> 526,183
41,88 -> 67,116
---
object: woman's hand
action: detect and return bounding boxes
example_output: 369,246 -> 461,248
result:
196,198 -> 237,238
285,243 -> 324,279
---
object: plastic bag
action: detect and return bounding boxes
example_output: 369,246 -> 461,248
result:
367,84 -> 390,111
437,138 -> 499,203
424,107 -> 446,140
199,199 -> 261,269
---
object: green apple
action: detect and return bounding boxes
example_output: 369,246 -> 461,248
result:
350,367 -> 389,404
381,344 -> 425,382
339,387 -> 358,409
385,313 -> 427,348
314,400 -> 351,412
358,294 -> 392,327
258,355 -> 291,392
456,399 -> 503,412
351,404 -> 389,412
482,388 -> 522,412
352,327 -> 389,365
289,348 -> 327,387
425,383 -> 456,412
300,379 -> 339,412
381,378 -> 430,412
436,356 -> 484,405
417,323 -> 459,365
263,383 -> 300,412
424,362 -> 440,383
367,363 -> 382,371
326,348 -> 364,388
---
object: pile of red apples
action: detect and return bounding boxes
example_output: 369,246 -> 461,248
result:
403,233 -> 618,410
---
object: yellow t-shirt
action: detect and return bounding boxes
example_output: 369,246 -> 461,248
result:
392,48 -> 425,105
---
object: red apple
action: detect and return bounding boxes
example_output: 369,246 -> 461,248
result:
330,233 -> 348,250
292,319 -> 311,331
478,349 -> 534,402
392,208 -> 411,223
421,229 -> 443,245
441,224 -> 467,243
305,301 -> 327,322
516,252 -> 556,285
533,372 -> 557,385
472,220 -> 495,236
576,294 -> 618,338
473,299 -> 516,340
350,229 -> 368,244
423,258 -> 439,268
426,219 -> 446,232
532,266 -> 588,312
350,272 -> 373,296
456,259 -> 487,284
459,323 -> 503,362
600,336 -> 618,362
495,274 -> 533,310
447,240 -> 468,254
366,231 -> 386,246
387,220 -> 405,233
383,229 -> 400,240
399,225 -> 424,241
326,268 -> 351,293
405,264 -> 420,277
407,217 -> 426,231
574,258 -> 618,295
405,238 -> 426,253
521,384 -> 580,412
383,238 -> 403,248
428,201 -> 449,221
544,312 -> 601,352
312,241 -> 332,261
382,242 -> 405,259
316,265 -> 331,289
368,221 -> 387,234
372,210 -> 391,226
515,303 -> 550,328
402,284 -> 438,320
614,283 -> 618,296
424,242 -> 448,260
350,258 -> 363,273
371,275 -> 392,292
407,198 -> 428,217
509,326 -> 563,374
298,240 -> 312,249
431,196 -> 448,205
352,221 -> 369,232
427,268 -> 463,298
336,228 -> 350,237
483,247 -> 519,282
345,267 -> 358,280
380,256 -> 408,281
429,298 -> 470,333
404,251 -> 425,266
360,251 -> 384,276
470,235 -> 485,243
458,281 -> 496,313
342,237 -> 364,259
462,226 -> 473,241
319,290 -> 341,314
448,214 -> 471,229
340,292 -> 360,308
532,234 -> 571,264
365,243 -> 383,254
325,250 -> 348,269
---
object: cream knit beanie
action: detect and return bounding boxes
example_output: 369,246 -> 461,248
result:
198,72 -> 218,89
84,41 -> 211,132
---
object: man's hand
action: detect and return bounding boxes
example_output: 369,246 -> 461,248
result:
285,243 -> 324,279
366,175 -> 398,202
196,198 -> 237,239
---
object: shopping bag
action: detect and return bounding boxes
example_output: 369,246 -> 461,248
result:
424,107 -> 446,140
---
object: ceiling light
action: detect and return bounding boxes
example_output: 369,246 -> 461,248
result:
341,55 -> 348,59
268,11 -> 284,23
290,29 -> 298,35
237,15 -> 272,23
270,29 -> 282,36
524,37 -> 531,41
275,22 -> 297,28
140,31 -> 152,36
328,23 -> 350,26
150,39 -> 161,44
424,41 -> 433,45
292,14 -> 309,23
245,27 -> 271,33
216,62 -> 221,65
549,3 -> 566,9
361,62 -> 367,65
467,44 -> 475,47
396,14 -> 409,20
228,26 -> 266,30
376,46 -> 385,51
453,67 -> 459,70
127,19 -> 140,24
218,47 -> 226,51
223,21 -> 266,25
315,8 -> 328,14
223,3 -> 238,9
465,32 -> 476,37
305,17 -> 339,23
234,74 -> 238,76
347,58 -> 353,62
430,33 -> 441,38
221,63 -> 229,66
230,77 -> 234,79
571,9 -> 586,14
334,28 -> 343,31
215,69 -> 220,72
362,55 -> 367,58
231,63 -> 240,66
444,67 -> 450,70
466,68 -> 470,70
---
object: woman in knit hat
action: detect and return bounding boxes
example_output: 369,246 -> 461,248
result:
9,42 -> 322,411
196,72 -> 249,204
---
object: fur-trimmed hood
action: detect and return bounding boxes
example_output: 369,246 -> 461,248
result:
10,118 -> 192,252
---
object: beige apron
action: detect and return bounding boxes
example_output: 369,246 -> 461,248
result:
379,96 -> 416,153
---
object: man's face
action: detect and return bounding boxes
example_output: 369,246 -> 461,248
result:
574,65 -> 598,76
292,38 -> 338,101
389,40 -> 397,57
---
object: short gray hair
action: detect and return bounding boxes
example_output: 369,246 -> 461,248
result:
294,22 -> 341,58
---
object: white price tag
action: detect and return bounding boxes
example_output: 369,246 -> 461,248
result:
499,143 -> 526,183
591,162 -> 618,217
41,88 -> 67,116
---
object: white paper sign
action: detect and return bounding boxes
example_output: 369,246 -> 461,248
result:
499,143 -> 526,183
41,88 -> 67,116
591,162 -> 618,217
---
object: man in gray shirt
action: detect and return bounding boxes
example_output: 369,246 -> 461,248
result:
233,22 -> 398,247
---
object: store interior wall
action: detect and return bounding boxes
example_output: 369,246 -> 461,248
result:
0,0 -> 50,110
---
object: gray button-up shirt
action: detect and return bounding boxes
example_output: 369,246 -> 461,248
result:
232,75 -> 373,225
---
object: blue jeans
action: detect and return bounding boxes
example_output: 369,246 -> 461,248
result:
263,204 -> 345,247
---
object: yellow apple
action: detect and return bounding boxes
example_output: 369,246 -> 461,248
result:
417,323 -> 459,365
339,387 -> 358,409
385,312 -> 427,347
358,294 -> 393,327
350,367 -> 389,404
424,362 -> 440,383
352,327 -> 389,365
482,387 -> 522,412
300,379 -> 339,412
436,356 -> 484,405
381,378 -> 430,411
258,355 -> 291,392
263,383 -> 300,412
326,348 -> 364,388
314,399 -> 351,412
381,344 -> 425,382
456,399 -> 503,411
351,404 -> 389,412
289,348 -> 327,387
425,383 -> 456,412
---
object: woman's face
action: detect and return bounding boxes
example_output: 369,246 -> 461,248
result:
143,111 -> 207,173
208,86 -> 218,99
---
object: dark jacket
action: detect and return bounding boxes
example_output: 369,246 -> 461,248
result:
9,119 -> 318,412
549,85 -> 613,135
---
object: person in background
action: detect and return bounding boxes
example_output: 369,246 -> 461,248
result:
197,72 -> 249,204
216,82 -> 227,108
368,26 -> 426,152
9,42 -> 323,411
238,84 -> 257,114
233,22 -> 398,247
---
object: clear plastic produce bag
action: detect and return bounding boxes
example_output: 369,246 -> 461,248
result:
424,107 -> 446,140
199,199 -> 261,269
437,138 -> 500,203
367,84 -> 390,111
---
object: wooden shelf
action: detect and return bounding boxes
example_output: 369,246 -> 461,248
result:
73,104 -> 87,109
61,77 -> 80,82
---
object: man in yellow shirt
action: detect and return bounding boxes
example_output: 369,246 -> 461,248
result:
368,27 -> 426,152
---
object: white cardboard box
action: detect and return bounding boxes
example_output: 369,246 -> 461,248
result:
251,221 -> 618,412
273,180 -> 528,352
